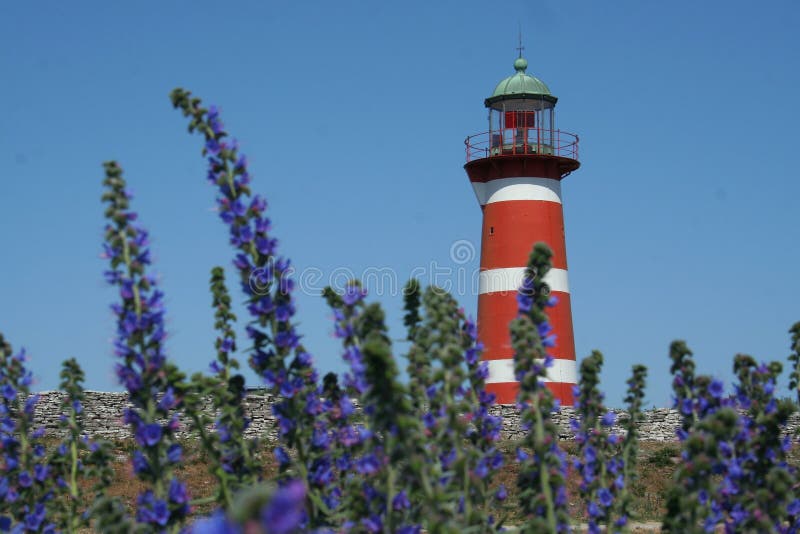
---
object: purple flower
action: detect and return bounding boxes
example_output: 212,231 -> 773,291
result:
0,418 -> 14,433
168,478 -> 188,504
357,454 -> 381,475
274,330 -> 299,349
133,451 -> 149,474
137,491 -> 170,526
34,463 -> 48,482
588,501 -> 600,518
342,285 -> 366,306
18,470 -> 32,488
205,138 -> 221,156
362,516 -> 382,533
516,293 -> 533,313
260,480 -> 306,534
167,443 -> 182,463
339,397 -> 355,418
495,484 -> 508,501
274,446 -> 290,466
135,423 -> 163,447
598,488 -> 613,507
255,237 -> 277,256
191,511 -> 241,534
601,411 -> 616,426
312,427 -> 331,449
158,388 -> 177,410
24,504 -> 46,531
392,490 -> 411,511
1,385 -> 16,401
708,378 -> 724,399
474,458 -> 489,478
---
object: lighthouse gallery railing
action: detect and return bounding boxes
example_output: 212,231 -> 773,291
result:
465,128 -> 579,163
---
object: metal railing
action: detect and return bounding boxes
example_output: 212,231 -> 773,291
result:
465,128 -> 579,162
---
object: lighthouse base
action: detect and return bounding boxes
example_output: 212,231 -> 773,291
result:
487,381 -> 575,406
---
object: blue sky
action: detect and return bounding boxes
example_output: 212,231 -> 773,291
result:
2,1 -> 798,407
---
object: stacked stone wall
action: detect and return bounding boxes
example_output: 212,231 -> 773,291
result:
30,391 -> 800,442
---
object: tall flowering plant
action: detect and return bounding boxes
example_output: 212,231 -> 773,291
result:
355,300 -> 436,533
788,322 -> 800,404
460,308 -> 505,528
101,161 -> 190,530
721,355 -> 797,532
325,283 -> 436,532
662,341 -> 730,532
613,364 -> 647,529
47,358 -> 116,531
409,286 -> 504,529
184,266 -> 259,510
206,265 -> 259,488
322,283 -> 391,529
170,90 -> 331,528
403,279 -> 433,418
571,351 -> 624,533
510,244 -> 571,533
663,343 -> 798,532
0,335 -> 52,533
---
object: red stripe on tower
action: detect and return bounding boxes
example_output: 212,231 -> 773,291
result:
463,55 -> 580,405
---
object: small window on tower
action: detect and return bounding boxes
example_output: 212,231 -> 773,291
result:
489,226 -> 494,235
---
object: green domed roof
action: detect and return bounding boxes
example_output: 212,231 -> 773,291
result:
487,57 -> 555,105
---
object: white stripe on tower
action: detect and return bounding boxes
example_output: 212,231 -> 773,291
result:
471,177 -> 562,206
479,267 -> 569,295
485,358 -> 577,384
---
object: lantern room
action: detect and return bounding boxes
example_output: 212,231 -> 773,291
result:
465,56 -> 578,172
487,57 -> 557,156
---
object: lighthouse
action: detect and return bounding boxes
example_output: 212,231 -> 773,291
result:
464,54 -> 580,405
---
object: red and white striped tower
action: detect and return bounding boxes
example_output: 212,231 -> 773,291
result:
464,55 -> 580,405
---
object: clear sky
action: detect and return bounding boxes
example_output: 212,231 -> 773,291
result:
2,1 -> 798,407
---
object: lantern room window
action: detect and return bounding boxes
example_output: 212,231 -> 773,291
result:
488,98 -> 556,156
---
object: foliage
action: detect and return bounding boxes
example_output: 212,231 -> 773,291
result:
788,322 -> 800,404
1,88 -> 799,534
663,347 -> 798,533
0,335 -> 52,532
47,358 -> 116,531
510,244 -> 571,533
571,351 -> 624,533
183,267 -> 258,510
101,161 -> 190,530
614,364 -> 647,527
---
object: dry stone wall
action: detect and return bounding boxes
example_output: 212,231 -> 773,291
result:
29,391 -> 800,442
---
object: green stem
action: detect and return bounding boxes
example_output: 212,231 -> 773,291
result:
533,397 -> 557,532
190,410 -> 232,509
385,447 -> 396,534
120,230 -> 141,317
189,495 -> 221,507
